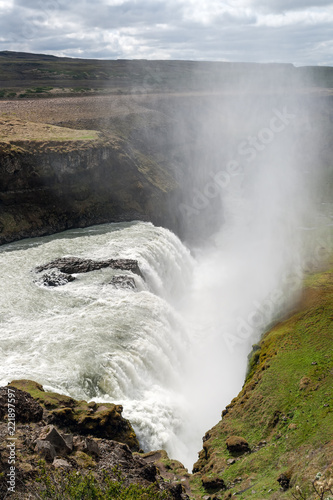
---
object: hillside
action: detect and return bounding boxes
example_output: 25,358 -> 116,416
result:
191,264 -> 333,499
1,51 -> 333,99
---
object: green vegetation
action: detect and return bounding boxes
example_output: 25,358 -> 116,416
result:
0,88 -> 16,98
9,379 -> 75,409
16,86 -> 54,98
24,86 -> 54,93
192,266 -> 333,499
70,86 -> 92,92
32,463 -> 171,500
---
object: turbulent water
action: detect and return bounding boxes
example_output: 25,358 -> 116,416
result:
0,222 -> 197,460
1,202 -> 331,470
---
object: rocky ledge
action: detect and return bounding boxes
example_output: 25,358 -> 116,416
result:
34,256 -> 143,289
2,379 -> 139,451
35,256 -> 144,279
0,380 -> 190,499
0,124 -> 180,246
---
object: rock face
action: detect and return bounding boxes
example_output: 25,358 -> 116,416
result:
0,136 -> 181,246
0,89 -> 230,246
8,379 -> 140,451
35,256 -> 143,279
0,380 -> 190,499
0,386 -> 43,422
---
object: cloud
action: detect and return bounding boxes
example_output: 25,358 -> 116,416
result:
0,0 -> 332,65
247,0 -> 333,13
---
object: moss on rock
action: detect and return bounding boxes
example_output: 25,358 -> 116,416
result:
9,379 -> 140,451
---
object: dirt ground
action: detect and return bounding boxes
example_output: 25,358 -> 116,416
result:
0,95 -> 149,127
0,87 -> 329,136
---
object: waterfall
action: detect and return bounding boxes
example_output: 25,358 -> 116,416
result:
1,211 -> 331,470
0,93 -> 332,470
0,221 -> 197,464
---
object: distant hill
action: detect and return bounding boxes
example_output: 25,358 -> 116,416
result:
0,51 -> 332,98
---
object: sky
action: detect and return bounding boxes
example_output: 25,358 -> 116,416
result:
0,0 -> 332,66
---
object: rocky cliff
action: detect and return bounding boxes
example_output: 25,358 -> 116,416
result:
0,118 -> 182,245
0,380 -> 190,499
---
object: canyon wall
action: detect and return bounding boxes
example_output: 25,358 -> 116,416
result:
0,134 -> 184,245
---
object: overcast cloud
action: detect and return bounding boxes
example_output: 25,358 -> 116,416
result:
0,0 -> 332,65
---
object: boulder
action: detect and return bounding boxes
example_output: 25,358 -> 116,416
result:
38,425 -> 72,456
73,436 -> 100,457
277,472 -> 291,491
0,386 -> 43,423
109,275 -> 136,290
35,257 -> 144,279
35,270 -> 75,287
226,436 -> 250,454
52,458 -> 71,469
49,403 -> 139,451
202,475 -> 226,491
35,440 -> 56,462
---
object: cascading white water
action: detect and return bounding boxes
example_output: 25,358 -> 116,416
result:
1,210 -> 331,470
0,222 -> 196,462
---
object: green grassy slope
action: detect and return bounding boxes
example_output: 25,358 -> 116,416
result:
191,266 -> 333,500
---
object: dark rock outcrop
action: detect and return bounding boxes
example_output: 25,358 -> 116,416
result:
8,379 -> 140,451
277,472 -> 291,491
34,269 -> 76,287
109,275 -> 136,290
0,386 -> 43,422
0,136 -> 181,246
225,436 -> 250,454
202,475 -> 226,491
49,403 -> 140,450
0,403 -> 189,498
35,256 -> 144,279
38,425 -> 72,456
